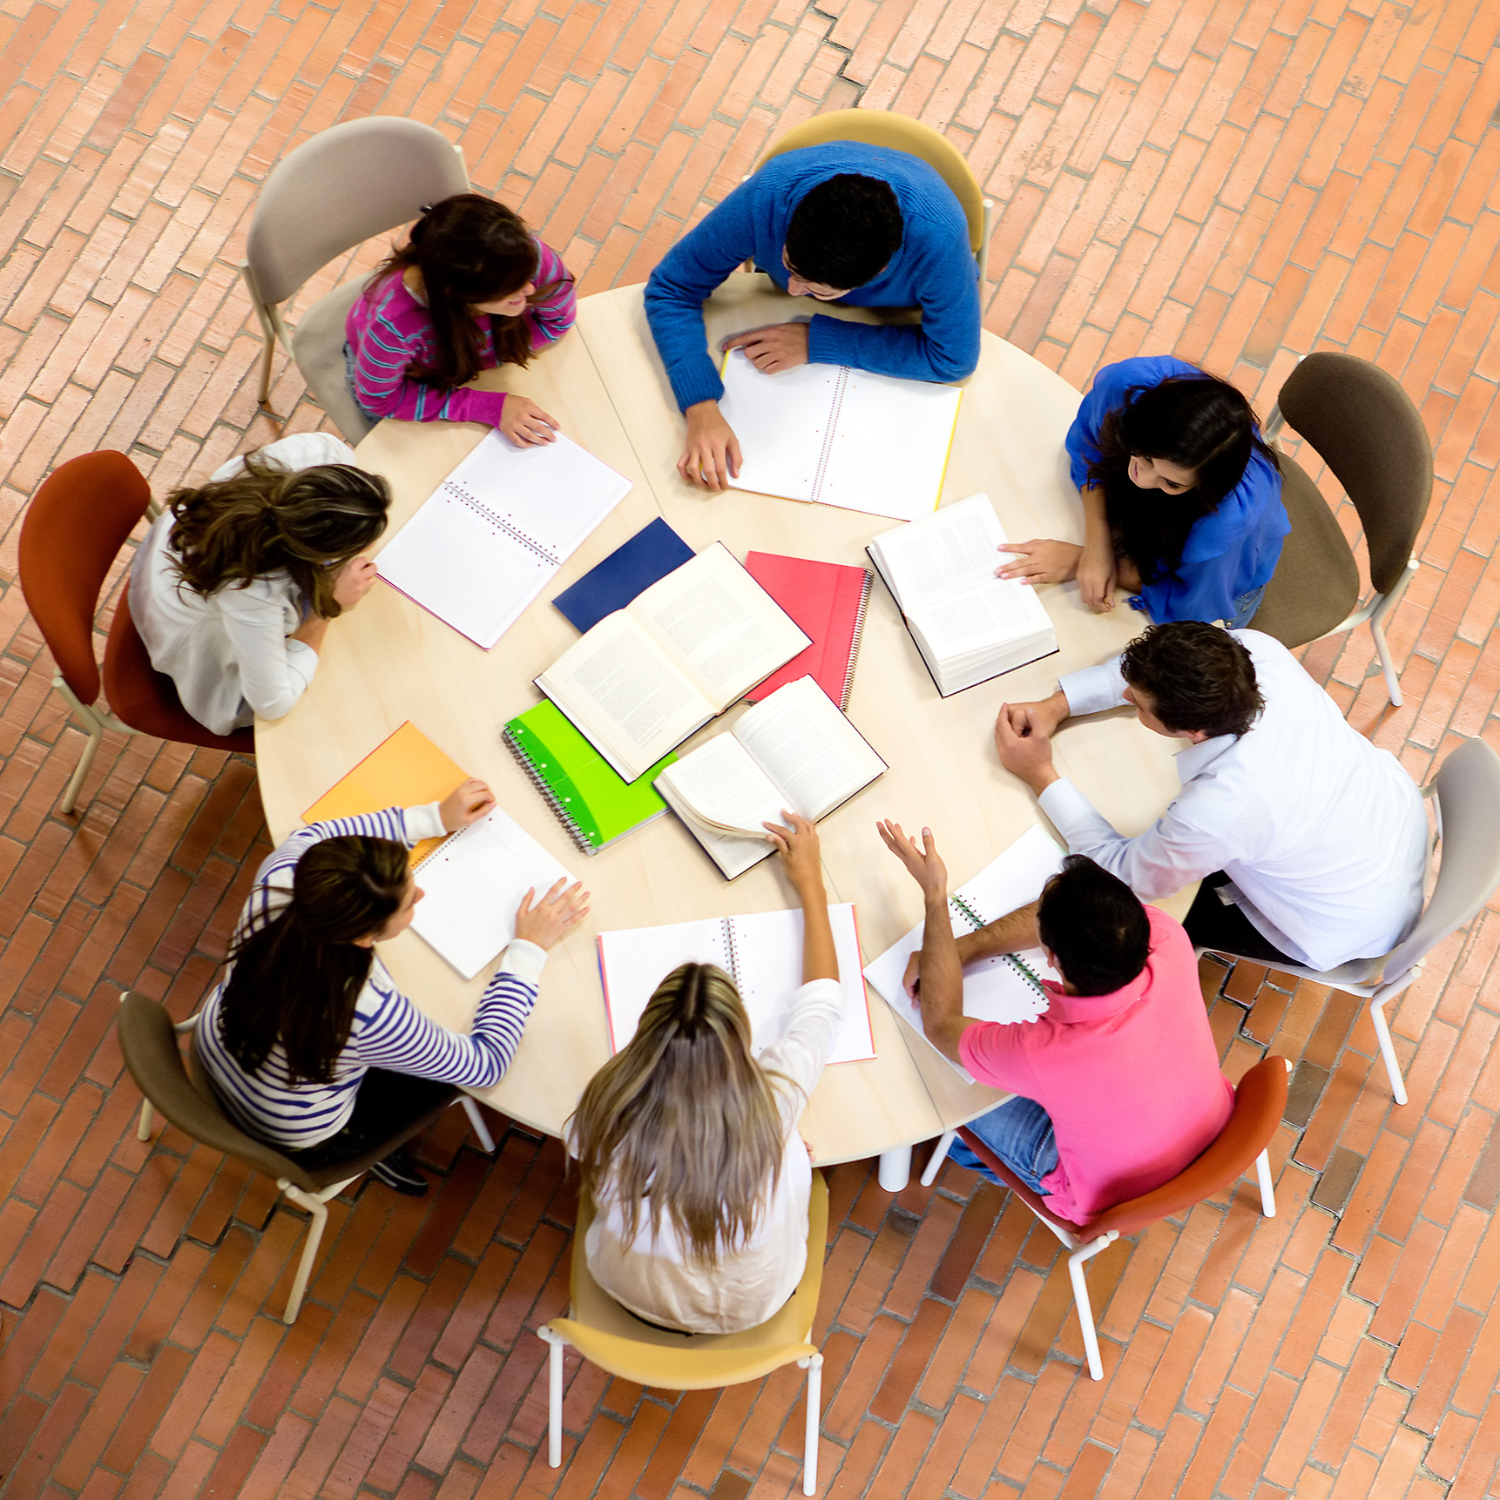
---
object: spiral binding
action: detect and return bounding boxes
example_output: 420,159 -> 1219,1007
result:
413,823 -> 465,873
503,727 -> 599,856
949,892 -> 1049,1001
839,569 -> 873,710
720,916 -> 743,991
446,481 -> 561,566
807,367 -> 851,503
949,894 -> 985,930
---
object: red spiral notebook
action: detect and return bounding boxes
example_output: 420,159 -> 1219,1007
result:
744,553 -> 873,710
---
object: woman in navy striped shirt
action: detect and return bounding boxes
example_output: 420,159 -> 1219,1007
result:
198,781 -> 587,1195
345,194 -> 577,450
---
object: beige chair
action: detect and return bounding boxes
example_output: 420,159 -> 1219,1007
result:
115,990 -> 495,1323
756,109 -> 994,293
1203,737 -> 1500,1107
1251,352 -> 1432,705
539,1173 -> 829,1495
959,1056 -> 1289,1381
239,116 -> 470,442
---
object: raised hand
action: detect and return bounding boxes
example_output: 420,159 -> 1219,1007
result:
876,820 -> 948,901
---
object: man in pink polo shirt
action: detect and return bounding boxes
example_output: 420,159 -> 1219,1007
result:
878,822 -> 1232,1224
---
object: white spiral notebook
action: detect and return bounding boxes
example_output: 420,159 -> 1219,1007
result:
717,347 -> 963,521
597,903 -> 876,1065
376,429 -> 631,649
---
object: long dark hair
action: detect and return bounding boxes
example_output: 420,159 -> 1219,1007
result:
1087,372 -> 1280,584
372,193 -> 568,386
167,457 -> 389,618
219,837 -> 410,1085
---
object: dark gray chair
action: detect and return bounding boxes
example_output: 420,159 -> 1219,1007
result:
115,990 -> 491,1322
1251,352 -> 1432,705
1201,738 -> 1500,1105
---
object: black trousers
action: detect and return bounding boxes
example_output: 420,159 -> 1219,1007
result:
286,1068 -> 459,1170
1182,871 -> 1298,966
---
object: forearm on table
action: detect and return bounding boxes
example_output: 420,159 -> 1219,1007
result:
956,901 -> 1042,964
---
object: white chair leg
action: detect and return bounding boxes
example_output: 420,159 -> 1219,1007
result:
279,1179 -> 354,1324
877,1144 -> 912,1192
538,1327 -> 565,1468
1371,616 -> 1403,708
799,1352 -> 822,1495
1066,1232 -> 1117,1382
1369,993 -> 1409,1105
1254,1148 -> 1277,1217
920,1130 -> 955,1186
61,717 -> 103,816
137,1099 -> 154,1142
461,1096 -> 495,1154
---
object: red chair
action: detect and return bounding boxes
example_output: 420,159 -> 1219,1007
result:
957,1055 -> 1290,1380
18,451 -> 255,814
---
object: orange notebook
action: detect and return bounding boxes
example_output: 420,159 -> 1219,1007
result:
303,722 -> 467,865
744,553 -> 873,710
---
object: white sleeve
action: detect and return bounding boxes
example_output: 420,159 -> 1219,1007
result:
757,977 -> 845,1135
217,585 -> 316,721
1058,657 -> 1129,717
1039,776 -> 1234,898
209,432 -> 359,481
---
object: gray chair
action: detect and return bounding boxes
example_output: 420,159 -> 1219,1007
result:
1251,352 -> 1432,706
116,991 -> 495,1322
1203,738 -> 1500,1105
239,116 -> 470,443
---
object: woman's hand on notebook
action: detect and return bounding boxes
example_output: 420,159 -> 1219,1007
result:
995,539 -> 1081,586
498,394 -> 560,447
514,877 -> 590,949
680,400 -> 742,491
330,555 -> 380,611
439,778 -> 497,831
722,322 -> 809,375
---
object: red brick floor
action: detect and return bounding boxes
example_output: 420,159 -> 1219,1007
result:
2,0 -> 1500,1495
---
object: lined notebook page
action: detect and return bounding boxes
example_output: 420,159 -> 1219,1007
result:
376,430 -> 630,649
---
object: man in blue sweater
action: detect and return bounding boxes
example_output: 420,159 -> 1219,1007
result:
644,141 -> 982,490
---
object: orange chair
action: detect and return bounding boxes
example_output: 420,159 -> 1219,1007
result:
18,451 -> 254,814
957,1056 -> 1290,1380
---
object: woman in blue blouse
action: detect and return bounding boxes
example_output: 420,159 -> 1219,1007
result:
998,356 -> 1289,626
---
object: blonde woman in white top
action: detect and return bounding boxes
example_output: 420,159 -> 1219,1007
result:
129,433 -> 390,735
568,812 -> 843,1335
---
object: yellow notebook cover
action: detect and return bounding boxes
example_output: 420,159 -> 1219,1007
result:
303,722 -> 466,865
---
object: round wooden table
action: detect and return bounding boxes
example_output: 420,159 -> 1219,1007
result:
255,275 -> 1186,1185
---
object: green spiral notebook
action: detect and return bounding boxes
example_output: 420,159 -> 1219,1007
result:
503,701 -> 677,855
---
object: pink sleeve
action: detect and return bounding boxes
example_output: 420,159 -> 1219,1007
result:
524,239 -> 577,351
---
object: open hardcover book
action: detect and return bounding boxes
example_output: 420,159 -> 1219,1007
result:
718,347 -> 963,521
868,492 -> 1058,696
862,826 -> 1067,1082
375,429 -> 631,649
655,676 -> 887,879
598,903 -> 876,1065
535,543 -> 811,783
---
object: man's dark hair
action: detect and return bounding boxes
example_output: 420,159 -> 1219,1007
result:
1036,856 -> 1151,997
1120,621 -> 1264,739
783,174 -> 903,290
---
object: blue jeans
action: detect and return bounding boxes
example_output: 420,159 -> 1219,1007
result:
948,1095 -> 1059,1193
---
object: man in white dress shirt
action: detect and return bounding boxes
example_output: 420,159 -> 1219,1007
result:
993,622 -> 1428,972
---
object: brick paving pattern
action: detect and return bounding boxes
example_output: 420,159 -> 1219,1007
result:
1,0 -> 1499,1494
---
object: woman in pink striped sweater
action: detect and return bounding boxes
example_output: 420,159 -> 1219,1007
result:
345,194 -> 577,447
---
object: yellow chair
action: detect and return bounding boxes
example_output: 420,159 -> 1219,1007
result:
539,1173 -> 829,1496
757,109 -> 993,291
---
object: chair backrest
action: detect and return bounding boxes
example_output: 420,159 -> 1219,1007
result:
757,109 -> 985,258
1382,739 -> 1500,983
1274,353 -> 1432,594
18,451 -> 152,706
1086,1056 -> 1288,1237
244,117 -> 470,309
549,1173 -> 828,1388
115,991 -> 322,1192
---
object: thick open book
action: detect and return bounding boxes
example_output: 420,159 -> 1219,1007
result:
535,544 -> 810,783
655,676 -> 887,879
718,347 -> 962,521
868,492 -> 1058,697
862,826 -> 1066,1082
408,807 -> 574,981
376,429 -> 631,649
598,903 -> 876,1066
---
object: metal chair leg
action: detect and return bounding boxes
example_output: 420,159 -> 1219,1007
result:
921,1130 -> 955,1186
1254,1149 -> 1277,1217
539,1326 -> 566,1467
1368,993 -> 1409,1105
461,1096 -> 495,1153
799,1352 -> 823,1495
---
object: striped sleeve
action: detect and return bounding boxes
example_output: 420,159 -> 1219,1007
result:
525,238 -> 577,349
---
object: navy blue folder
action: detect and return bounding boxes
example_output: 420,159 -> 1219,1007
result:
551,518 -> 696,634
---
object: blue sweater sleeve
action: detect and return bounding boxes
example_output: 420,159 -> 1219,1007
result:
644,186 -> 765,411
